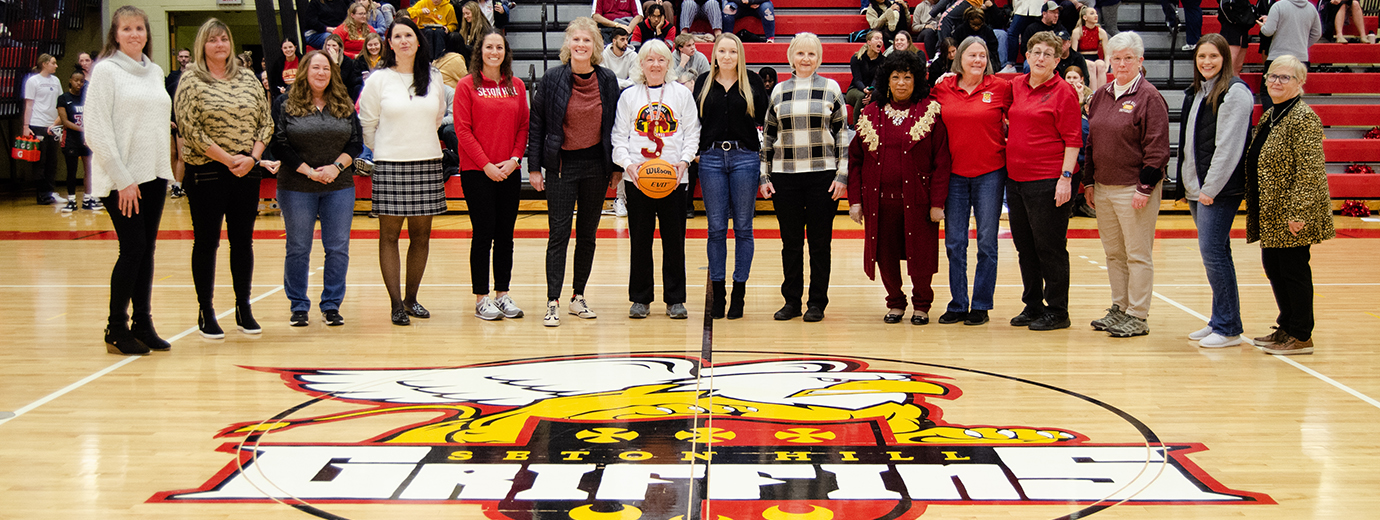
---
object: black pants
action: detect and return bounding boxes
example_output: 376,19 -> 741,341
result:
461,170 -> 521,294
626,181 -> 687,305
64,151 -> 87,198
1006,177 -> 1072,318
1261,245 -> 1314,341
773,171 -> 837,310
185,163 -> 260,310
29,126 -> 58,200
544,156 -> 608,301
102,178 -> 167,330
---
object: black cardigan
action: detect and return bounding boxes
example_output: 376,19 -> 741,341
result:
525,64 -> 622,177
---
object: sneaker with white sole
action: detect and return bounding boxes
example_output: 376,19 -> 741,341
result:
666,303 -> 688,319
1106,315 -> 1149,337
999,64 -> 1017,73
544,299 -> 560,327
629,302 -> 650,318
475,296 -> 504,320
613,198 -> 627,217
49,192 -> 67,204
495,294 -> 523,318
1197,333 -> 1243,348
61,200 -> 77,213
82,196 -> 103,211
1180,43 -> 1195,51
1090,304 -> 1126,331
569,295 -> 597,319
1188,325 -> 1213,341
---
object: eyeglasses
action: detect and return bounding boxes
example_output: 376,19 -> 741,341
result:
1028,50 -> 1057,60
1265,74 -> 1295,84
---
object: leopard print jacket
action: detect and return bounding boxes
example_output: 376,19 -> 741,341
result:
1245,100 -> 1335,248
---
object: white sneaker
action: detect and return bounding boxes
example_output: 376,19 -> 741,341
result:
613,198 -> 627,217
495,294 -> 524,318
1188,325 -> 1213,341
1180,43 -> 1195,51
544,299 -> 560,327
475,296 -> 504,321
50,192 -> 67,204
569,295 -> 597,319
999,64 -> 1017,74
1197,333 -> 1243,348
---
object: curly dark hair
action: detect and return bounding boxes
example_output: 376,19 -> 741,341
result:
869,50 -> 929,107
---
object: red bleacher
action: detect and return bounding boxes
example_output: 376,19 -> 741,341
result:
1202,16 -> 1376,36
1241,43 -> 1380,64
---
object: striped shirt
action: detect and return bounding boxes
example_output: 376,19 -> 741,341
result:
174,67 -> 273,165
760,73 -> 851,185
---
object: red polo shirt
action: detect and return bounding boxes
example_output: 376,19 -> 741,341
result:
1006,73 -> 1082,182
932,74 -> 1012,177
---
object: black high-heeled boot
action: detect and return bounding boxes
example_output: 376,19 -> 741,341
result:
727,281 -> 746,320
131,317 -> 171,351
711,281 -> 727,319
236,302 -> 262,334
105,326 -> 150,355
199,308 -> 225,339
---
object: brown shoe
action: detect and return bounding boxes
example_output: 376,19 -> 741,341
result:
1251,327 -> 1289,347
1261,335 -> 1314,356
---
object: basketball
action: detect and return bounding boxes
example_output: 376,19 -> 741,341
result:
635,158 -> 679,199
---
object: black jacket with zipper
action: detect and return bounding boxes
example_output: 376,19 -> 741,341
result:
525,64 -> 622,177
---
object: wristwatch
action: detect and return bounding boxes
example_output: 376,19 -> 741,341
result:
335,161 -> 347,173
1060,170 -> 1073,179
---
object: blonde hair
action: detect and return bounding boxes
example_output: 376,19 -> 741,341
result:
697,33 -> 755,118
855,29 -> 884,59
560,17 -> 605,66
345,1 -> 371,39
191,18 -> 240,82
632,39 -> 674,84
788,32 -> 823,74
1268,54 -> 1308,87
459,1 -> 493,49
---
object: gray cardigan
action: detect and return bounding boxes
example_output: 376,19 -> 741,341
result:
1181,78 -> 1254,199
1261,0 -> 1322,61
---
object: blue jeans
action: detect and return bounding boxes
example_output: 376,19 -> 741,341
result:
279,187 -> 355,312
1189,195 -> 1243,336
1004,14 -> 1035,67
723,0 -> 775,39
945,168 -> 1006,313
700,147 -> 759,283
304,31 -> 328,50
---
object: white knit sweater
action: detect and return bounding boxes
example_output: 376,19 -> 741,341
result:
85,51 -> 173,197
358,67 -> 446,162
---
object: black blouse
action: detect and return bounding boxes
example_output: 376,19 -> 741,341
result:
271,94 -> 363,193
692,71 -> 767,153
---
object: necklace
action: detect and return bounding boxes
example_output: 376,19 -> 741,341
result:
883,103 -> 910,126
1266,99 -> 1294,128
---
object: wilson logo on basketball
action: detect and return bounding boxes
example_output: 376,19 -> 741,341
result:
151,355 -> 1273,518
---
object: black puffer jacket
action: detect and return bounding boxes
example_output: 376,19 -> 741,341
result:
525,64 -> 621,177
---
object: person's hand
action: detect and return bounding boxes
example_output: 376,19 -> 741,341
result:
674,161 -> 689,183
420,8 -> 431,14
862,91 -> 872,104
1131,192 -> 1150,209
849,204 -> 863,224
828,180 -> 848,200
1054,178 -> 1072,206
312,165 -> 338,184
626,162 -> 644,182
496,2 -> 506,13
930,207 -> 944,222
484,163 -> 506,181
1257,15 -> 1267,25
298,163 -> 315,177
117,184 -> 141,218
609,171 -> 622,190
1084,185 -> 1095,208
1288,220 -> 1306,235
760,182 -> 775,199
228,155 -> 255,177
530,171 -> 545,191
1198,193 -> 1214,206
497,159 -> 519,178
21,126 -> 33,137
260,160 -> 281,175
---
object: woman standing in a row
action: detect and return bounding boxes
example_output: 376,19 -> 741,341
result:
359,19 -> 449,326
526,18 -> 621,327
693,33 -> 766,320
87,5 -> 174,355
455,30 -> 529,321
175,18 -> 276,338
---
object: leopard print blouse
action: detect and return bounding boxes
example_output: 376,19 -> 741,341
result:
1245,100 -> 1335,248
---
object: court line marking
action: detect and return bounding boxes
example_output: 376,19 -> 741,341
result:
1153,291 -> 1380,411
0,271 -> 311,427
8,283 -> 1380,289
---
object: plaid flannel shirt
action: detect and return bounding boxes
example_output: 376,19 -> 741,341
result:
760,74 -> 852,185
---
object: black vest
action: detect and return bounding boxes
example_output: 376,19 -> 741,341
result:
1177,77 -> 1249,198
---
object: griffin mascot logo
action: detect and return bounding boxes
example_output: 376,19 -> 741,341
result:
153,355 -> 1272,519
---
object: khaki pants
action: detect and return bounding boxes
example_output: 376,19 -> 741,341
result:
1094,183 -> 1162,319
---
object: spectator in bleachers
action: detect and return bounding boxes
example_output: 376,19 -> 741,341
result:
723,0 -> 777,43
1002,0 -> 1047,72
594,0 -> 645,42
681,0 -> 724,40
1154,0 -> 1182,31
759,66 -> 778,92
848,51 -> 950,325
303,0 -> 355,50
910,0 -> 937,54
1260,0 -> 1321,112
951,8 -> 1002,72
1064,65 -> 1093,113
760,32 -> 850,323
1013,2 -> 1062,71
693,33 -> 767,319
1215,1 -> 1258,75
268,39 -> 301,96
1005,30 -> 1081,331
323,35 -> 365,101
866,0 -> 912,44
333,1 -> 378,59
401,0 -> 459,60
433,51 -> 470,88
603,28 -> 640,90
453,2 -> 493,60
357,32 -> 385,73
885,30 -> 916,55
1324,0 -> 1374,44
631,3 -> 678,46
1053,29 -> 1088,78
848,30 -> 887,124
672,33 -> 712,82
493,0 -> 515,32
1071,6 -> 1107,90
1247,55 -> 1334,356
928,37 -> 957,83
932,35 -> 1010,327
1082,31 -> 1170,339
922,0 -> 987,58
1176,33 -> 1253,349
365,0 -> 395,34
526,17 -> 623,327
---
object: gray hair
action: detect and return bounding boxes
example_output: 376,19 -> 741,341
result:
632,39 -> 675,85
1106,31 -> 1144,59
951,36 -> 994,77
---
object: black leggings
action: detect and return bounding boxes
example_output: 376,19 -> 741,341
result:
460,170 -> 521,294
185,163 -> 260,310
64,151 -> 88,199
102,178 -> 167,329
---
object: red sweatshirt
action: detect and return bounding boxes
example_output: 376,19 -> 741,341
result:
454,74 -> 530,172
332,24 -> 376,60
1006,73 -> 1082,182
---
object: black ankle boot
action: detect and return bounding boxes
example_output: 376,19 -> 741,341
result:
199,308 -> 225,339
711,281 -> 727,319
131,317 -> 171,351
727,281 -> 746,320
236,302 -> 262,334
105,326 -> 150,355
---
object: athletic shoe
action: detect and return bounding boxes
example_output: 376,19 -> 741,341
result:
666,303 -> 688,319
322,309 -> 345,326
169,184 -> 185,199
290,311 -> 309,327
544,300 -> 560,327
1188,325 -> 1213,341
1028,313 -> 1071,331
50,192 -> 67,204
629,302 -> 650,318
1261,334 -> 1313,355
766,38 -> 775,43
355,158 -> 374,175
61,200 -> 77,213
1180,43 -> 1195,51
1090,305 -> 1126,331
83,196 -> 102,211
475,297 -> 504,321
1252,327 -> 1289,347
495,294 -> 523,318
613,198 -> 627,217
569,295 -> 597,319
999,64 -> 1017,74
1009,309 -> 1040,327
1106,315 -> 1149,337
1197,333 -> 1242,348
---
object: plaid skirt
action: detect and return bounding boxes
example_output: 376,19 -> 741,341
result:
372,158 -> 446,216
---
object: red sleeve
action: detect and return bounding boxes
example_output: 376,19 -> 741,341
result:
1054,83 -> 1081,151
454,77 -> 493,167
630,25 -> 644,44
667,25 -> 677,43
512,79 -> 530,161
929,102 -> 951,209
